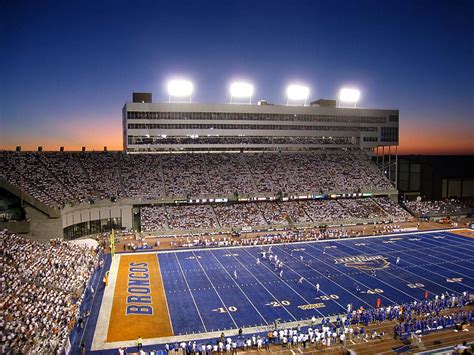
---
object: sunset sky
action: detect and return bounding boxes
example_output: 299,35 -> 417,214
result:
1,0 -> 473,154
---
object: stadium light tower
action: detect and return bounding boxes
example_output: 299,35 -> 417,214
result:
230,82 -> 254,104
286,84 -> 309,106
338,88 -> 360,108
167,79 -> 194,103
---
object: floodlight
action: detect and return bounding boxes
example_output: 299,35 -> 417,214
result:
167,80 -> 194,98
286,84 -> 309,102
339,88 -> 360,103
230,82 -> 254,98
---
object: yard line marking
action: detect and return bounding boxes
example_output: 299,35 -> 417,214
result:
359,237 -> 474,290
224,248 -> 299,322
378,239 -> 474,288
304,243 -> 416,303
423,232 -> 474,256
334,240 -> 465,295
436,231 -> 474,243
191,251 -> 239,329
208,250 -> 269,326
156,255 -> 175,335
415,232 -> 474,258
174,253 -> 208,332
240,248 -> 329,318
272,245 -> 351,311
391,236 -> 474,275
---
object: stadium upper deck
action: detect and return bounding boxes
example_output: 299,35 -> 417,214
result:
123,97 -> 399,153
0,150 -> 395,208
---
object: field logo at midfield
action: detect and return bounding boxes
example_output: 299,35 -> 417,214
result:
334,255 -> 390,271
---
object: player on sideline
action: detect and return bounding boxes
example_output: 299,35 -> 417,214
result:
234,270 -> 238,279
396,257 -> 400,265
279,270 -> 284,278
316,283 -> 320,294
256,257 -> 260,265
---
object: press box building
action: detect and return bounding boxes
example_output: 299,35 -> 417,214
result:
123,93 -> 399,155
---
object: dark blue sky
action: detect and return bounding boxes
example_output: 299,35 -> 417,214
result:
1,0 -> 473,153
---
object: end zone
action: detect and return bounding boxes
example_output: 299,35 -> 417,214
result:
92,253 -> 173,351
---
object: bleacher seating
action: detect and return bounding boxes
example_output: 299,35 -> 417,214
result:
404,199 -> 470,216
0,150 -> 395,207
140,197 -> 410,232
1,231 -> 102,354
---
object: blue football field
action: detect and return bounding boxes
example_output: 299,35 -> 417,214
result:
158,230 -> 474,336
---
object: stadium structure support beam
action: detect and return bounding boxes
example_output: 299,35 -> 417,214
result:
375,145 -> 398,189
395,146 -> 398,190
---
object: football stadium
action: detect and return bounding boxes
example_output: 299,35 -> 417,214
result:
1,85 -> 473,355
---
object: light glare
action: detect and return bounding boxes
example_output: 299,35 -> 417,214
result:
167,80 -> 194,97
339,88 -> 360,103
286,85 -> 309,101
230,82 -> 254,98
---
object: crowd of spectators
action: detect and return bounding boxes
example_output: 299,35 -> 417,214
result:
338,198 -> 388,219
213,203 -> 267,228
166,205 -> 219,230
206,154 -> 256,195
404,199 -> 470,217
140,198 -> 408,233
37,153 -> 95,203
132,135 -> 356,146
162,154 -> 211,197
0,151 -> 74,207
79,152 -> 125,200
258,201 -> 291,225
0,150 -> 395,208
175,228 -> 353,248
140,206 -> 169,232
374,197 -> 411,218
1,231 -> 102,354
119,154 -> 165,199
299,200 -> 352,222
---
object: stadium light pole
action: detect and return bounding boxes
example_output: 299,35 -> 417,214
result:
229,82 -> 254,104
338,88 -> 360,108
286,84 -> 309,106
167,79 -> 194,103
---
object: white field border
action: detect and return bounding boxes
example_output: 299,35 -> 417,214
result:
91,254 -> 121,351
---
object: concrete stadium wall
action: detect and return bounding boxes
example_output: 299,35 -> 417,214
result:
0,179 -> 60,218
61,201 -> 134,229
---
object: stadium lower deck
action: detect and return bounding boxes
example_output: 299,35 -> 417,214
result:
87,229 -> 474,352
